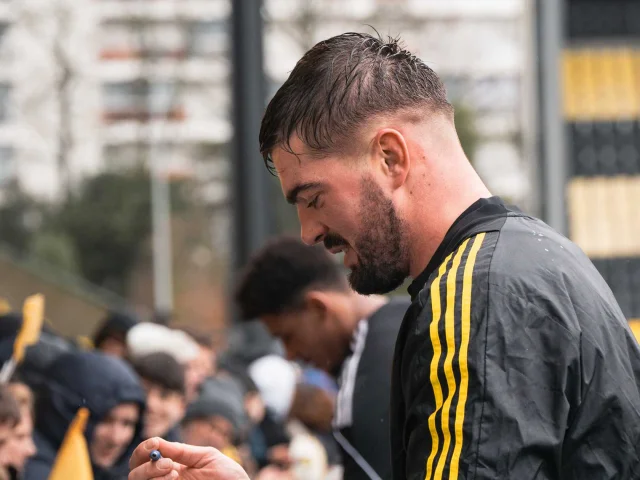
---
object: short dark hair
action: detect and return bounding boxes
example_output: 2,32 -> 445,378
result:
235,236 -> 348,320
0,385 -> 20,427
133,352 -> 185,396
93,310 -> 138,348
260,32 -> 453,173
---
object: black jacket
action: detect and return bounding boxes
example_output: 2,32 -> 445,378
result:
391,197 -> 640,480
335,298 -> 409,480
24,351 -> 146,480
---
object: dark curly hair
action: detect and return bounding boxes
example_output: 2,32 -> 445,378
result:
259,32 -> 453,174
235,236 -> 348,320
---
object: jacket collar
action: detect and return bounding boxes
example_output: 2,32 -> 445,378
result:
408,196 -> 512,301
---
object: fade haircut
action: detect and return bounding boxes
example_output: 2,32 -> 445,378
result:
235,236 -> 349,320
260,32 -> 453,173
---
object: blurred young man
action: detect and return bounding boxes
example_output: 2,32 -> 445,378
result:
127,322 -> 203,403
24,351 -> 145,480
5,382 -> 36,477
133,352 -> 186,442
177,326 -> 217,401
236,236 -> 409,480
0,386 -> 20,477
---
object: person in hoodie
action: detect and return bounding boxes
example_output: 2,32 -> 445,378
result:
23,351 -> 145,480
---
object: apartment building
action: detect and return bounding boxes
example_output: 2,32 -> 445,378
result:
0,0 -> 231,206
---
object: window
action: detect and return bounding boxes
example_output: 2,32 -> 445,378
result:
103,81 -> 185,122
190,21 -> 228,57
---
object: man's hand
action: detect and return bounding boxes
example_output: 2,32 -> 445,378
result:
129,437 -> 250,480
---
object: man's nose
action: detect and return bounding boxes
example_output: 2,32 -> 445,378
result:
298,210 -> 325,246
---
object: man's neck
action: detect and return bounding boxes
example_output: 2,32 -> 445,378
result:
407,187 -> 491,279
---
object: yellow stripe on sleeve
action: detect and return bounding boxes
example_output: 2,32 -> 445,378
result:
450,233 -> 486,479
433,238 -> 470,479
423,252 -> 454,480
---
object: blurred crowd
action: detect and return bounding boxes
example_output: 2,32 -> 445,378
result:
0,309 -> 344,480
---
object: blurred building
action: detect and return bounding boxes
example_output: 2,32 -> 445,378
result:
0,0 -> 232,211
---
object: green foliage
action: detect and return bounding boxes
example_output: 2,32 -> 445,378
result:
0,168 -> 197,296
29,231 -> 80,275
0,183 -> 47,255
54,168 -> 153,293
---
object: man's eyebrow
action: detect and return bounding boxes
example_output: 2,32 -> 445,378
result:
285,182 -> 323,205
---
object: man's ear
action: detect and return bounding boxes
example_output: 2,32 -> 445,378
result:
303,290 -> 331,322
372,129 -> 410,189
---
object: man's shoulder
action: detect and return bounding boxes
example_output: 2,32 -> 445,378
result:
491,215 -> 617,312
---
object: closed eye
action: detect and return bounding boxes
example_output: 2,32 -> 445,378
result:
307,195 -> 321,209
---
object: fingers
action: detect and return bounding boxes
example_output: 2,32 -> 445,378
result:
155,471 -> 178,480
128,456 -> 177,480
130,437 -> 219,471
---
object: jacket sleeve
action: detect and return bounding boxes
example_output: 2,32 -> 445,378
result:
403,267 -> 640,480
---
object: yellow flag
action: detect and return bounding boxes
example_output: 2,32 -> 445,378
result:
49,407 -> 94,480
13,294 -> 45,363
630,319 -> 640,343
0,298 -> 10,315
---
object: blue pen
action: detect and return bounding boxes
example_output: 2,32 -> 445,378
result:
150,450 -> 163,462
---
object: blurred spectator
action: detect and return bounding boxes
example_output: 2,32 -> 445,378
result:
288,431 -> 329,480
5,382 -> 36,478
181,377 -> 246,463
248,356 -> 297,422
217,357 -> 265,426
176,326 -> 217,402
24,351 -> 145,480
0,314 -> 74,392
245,356 -> 298,472
132,353 -> 186,442
237,236 -> 408,480
0,386 -> 20,475
289,384 -> 334,433
92,311 -> 138,359
126,322 -> 202,403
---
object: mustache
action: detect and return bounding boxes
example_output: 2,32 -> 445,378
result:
324,234 -> 348,250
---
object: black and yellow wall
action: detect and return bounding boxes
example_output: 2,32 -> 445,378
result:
562,0 -> 640,332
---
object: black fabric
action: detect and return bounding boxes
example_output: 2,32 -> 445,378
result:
0,329 -> 75,389
337,298 -> 408,480
24,351 -> 145,480
391,198 -> 640,479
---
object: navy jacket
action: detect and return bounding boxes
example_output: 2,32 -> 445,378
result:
24,351 -> 145,480
391,197 -> 640,479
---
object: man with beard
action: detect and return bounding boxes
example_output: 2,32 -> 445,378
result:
128,33 -> 640,480
236,236 -> 409,479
